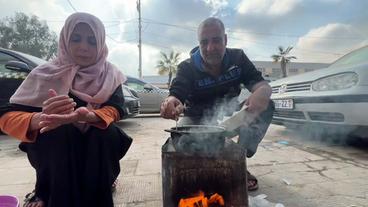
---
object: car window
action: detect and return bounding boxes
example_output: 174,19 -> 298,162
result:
126,82 -> 145,91
122,86 -> 133,97
0,52 -> 18,73
15,51 -> 47,66
125,77 -> 159,91
330,46 -> 368,68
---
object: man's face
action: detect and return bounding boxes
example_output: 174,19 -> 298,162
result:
198,23 -> 227,67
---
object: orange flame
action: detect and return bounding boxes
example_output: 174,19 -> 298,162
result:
178,191 -> 225,207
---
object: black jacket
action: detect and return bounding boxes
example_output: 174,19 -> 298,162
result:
170,47 -> 264,117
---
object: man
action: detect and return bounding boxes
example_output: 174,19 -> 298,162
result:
160,17 -> 274,191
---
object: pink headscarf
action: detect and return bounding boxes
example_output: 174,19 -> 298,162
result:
10,12 -> 126,108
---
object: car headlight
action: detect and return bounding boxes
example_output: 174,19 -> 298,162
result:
311,72 -> 358,91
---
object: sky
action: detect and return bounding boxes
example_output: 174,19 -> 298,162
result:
0,0 -> 367,78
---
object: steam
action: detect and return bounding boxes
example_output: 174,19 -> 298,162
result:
174,95 -> 242,157
174,133 -> 225,157
200,95 -> 241,126
283,122 -> 365,146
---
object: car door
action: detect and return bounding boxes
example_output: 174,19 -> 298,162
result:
0,52 -> 28,105
124,79 -> 160,112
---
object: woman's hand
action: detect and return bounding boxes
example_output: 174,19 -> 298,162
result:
42,89 -> 76,115
29,89 -> 76,132
39,107 -> 100,133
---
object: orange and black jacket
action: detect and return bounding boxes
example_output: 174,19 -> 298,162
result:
0,85 -> 125,142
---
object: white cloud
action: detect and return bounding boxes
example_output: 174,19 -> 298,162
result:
294,23 -> 365,63
203,0 -> 229,15
0,0 -> 68,33
1,0 -> 367,73
227,29 -> 258,49
108,41 -> 163,77
237,0 -> 300,16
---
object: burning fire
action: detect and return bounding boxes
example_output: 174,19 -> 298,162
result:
178,191 -> 225,207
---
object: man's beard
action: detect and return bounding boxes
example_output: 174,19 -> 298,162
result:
204,53 -> 223,66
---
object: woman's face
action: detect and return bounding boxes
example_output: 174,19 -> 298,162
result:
68,23 -> 98,67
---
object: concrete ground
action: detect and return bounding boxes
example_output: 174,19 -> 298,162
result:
0,115 -> 367,207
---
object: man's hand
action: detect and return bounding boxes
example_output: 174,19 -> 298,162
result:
245,81 -> 272,115
160,96 -> 184,120
39,107 -> 94,133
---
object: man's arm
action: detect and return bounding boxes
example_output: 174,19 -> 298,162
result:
245,81 -> 272,115
160,61 -> 191,120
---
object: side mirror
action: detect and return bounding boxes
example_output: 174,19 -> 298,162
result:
143,83 -> 153,91
5,61 -> 31,73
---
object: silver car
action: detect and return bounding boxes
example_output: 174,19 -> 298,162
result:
270,45 -> 368,137
124,76 -> 169,113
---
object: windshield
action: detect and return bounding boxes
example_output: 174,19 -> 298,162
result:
330,46 -> 368,68
20,52 -> 48,65
122,86 -> 133,97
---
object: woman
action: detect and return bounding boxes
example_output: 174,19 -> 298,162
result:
0,12 -> 132,207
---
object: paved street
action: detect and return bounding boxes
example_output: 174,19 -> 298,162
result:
0,115 -> 367,207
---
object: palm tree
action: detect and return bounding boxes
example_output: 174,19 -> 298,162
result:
156,51 -> 180,87
271,46 -> 297,78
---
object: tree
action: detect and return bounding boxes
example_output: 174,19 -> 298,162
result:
271,46 -> 297,78
156,51 -> 180,87
0,12 -> 58,60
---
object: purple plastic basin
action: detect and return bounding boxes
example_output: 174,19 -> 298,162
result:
0,195 -> 19,207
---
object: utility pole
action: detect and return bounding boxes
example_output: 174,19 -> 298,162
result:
137,0 -> 142,78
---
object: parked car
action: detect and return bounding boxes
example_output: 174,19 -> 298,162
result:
124,76 -> 169,113
121,85 -> 140,118
270,45 -> 368,137
0,47 -> 139,120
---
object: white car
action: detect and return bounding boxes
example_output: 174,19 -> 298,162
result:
270,45 -> 368,137
124,76 -> 169,113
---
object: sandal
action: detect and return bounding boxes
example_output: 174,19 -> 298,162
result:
23,190 -> 44,207
247,171 -> 259,191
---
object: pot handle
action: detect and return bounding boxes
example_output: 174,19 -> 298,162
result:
164,129 -> 190,134
164,129 -> 174,133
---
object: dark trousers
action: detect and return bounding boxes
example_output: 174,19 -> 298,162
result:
20,123 -> 132,207
238,101 -> 275,157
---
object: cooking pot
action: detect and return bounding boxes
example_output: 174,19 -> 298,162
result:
164,125 -> 226,138
164,125 -> 227,156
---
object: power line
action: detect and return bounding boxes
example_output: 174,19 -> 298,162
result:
66,0 -> 77,12
229,36 -> 343,55
106,37 -> 137,44
142,18 -> 196,32
228,29 -> 366,40
142,31 -> 194,45
65,0 -> 130,45
142,18 -> 366,42
139,28 -> 343,56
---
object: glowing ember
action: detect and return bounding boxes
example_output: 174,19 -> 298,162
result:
178,191 -> 225,207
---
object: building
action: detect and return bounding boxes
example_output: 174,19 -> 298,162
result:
143,61 -> 330,89
253,61 -> 329,79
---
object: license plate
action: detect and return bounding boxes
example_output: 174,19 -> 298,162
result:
274,99 -> 293,109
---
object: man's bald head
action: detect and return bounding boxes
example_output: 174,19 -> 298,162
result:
197,17 -> 227,71
197,17 -> 225,40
